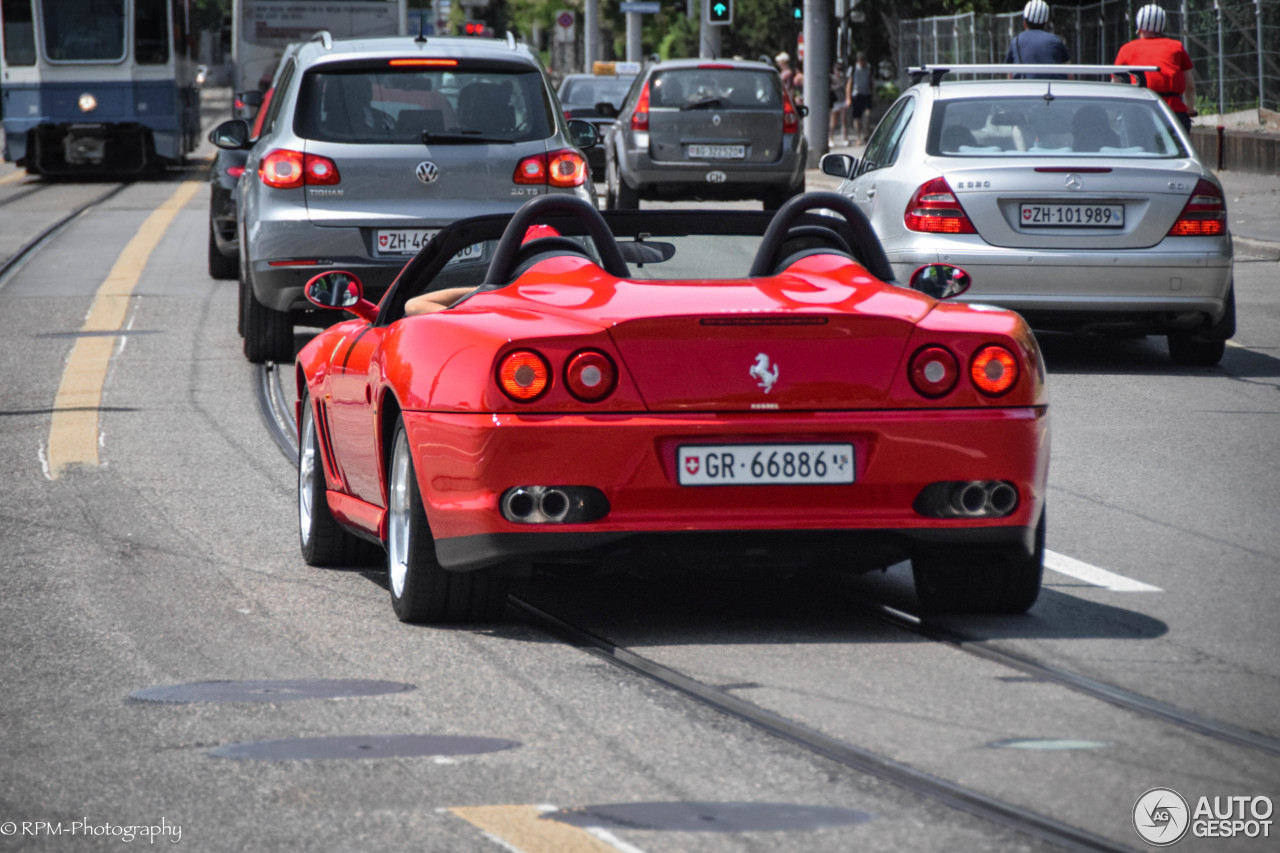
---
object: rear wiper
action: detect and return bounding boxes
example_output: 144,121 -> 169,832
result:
680,96 -> 724,111
420,131 -> 515,145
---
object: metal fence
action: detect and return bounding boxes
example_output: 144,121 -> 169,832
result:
897,0 -> 1279,116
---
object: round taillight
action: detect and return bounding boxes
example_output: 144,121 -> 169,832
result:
909,345 -> 959,398
259,149 -> 305,189
565,349 -> 617,402
970,345 -> 1019,396
497,350 -> 550,402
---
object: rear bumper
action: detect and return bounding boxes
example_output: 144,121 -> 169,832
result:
620,136 -> 806,200
401,407 -> 1050,571
885,239 -> 1233,331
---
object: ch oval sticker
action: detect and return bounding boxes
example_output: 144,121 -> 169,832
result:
706,170 -> 727,184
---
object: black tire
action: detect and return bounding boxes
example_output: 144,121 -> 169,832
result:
912,510 -> 1045,614
237,268 -> 248,337
298,390 -> 380,566
208,220 -> 237,280
243,277 -> 295,364
386,419 -> 507,624
609,156 -> 639,210
1167,286 -> 1233,367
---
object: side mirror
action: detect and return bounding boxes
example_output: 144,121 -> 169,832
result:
304,270 -> 378,321
797,104 -> 810,118
209,119 -> 251,150
567,118 -> 600,150
909,264 -> 972,300
820,152 -> 856,180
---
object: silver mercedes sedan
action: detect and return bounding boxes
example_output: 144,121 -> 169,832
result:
820,65 -> 1233,366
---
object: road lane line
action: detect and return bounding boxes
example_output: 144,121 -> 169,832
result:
1044,549 -> 1162,592
45,180 -> 202,479
449,805 -> 647,853
0,170 -> 27,185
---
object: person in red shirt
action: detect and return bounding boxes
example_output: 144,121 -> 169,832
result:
1114,4 -> 1197,132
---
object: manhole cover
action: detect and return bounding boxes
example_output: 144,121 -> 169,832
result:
544,801 -> 872,833
129,679 -> 415,704
209,734 -> 519,761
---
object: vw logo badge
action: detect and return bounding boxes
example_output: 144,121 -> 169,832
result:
415,161 -> 440,185
1065,173 -> 1083,191
712,114 -> 722,126
706,171 -> 727,184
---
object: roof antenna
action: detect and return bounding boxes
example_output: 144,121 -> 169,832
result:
1043,81 -> 1054,103
415,3 -> 427,44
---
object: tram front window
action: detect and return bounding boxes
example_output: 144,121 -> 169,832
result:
42,0 -> 125,62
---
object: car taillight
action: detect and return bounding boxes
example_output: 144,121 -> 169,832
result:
565,350 -> 617,402
1168,178 -> 1226,237
259,149 -> 340,189
905,177 -> 976,234
497,350 -> 550,402
226,165 -> 245,179
970,345 -> 1019,396
514,150 -> 588,188
909,346 -> 960,398
782,93 -> 800,134
631,81 -> 650,131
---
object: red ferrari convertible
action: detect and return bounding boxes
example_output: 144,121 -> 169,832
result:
294,193 -> 1049,623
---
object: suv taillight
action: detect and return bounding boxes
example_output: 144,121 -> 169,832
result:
630,82 -> 651,131
783,93 -> 800,134
1168,178 -> 1227,237
514,149 -> 588,188
259,149 -> 340,190
904,177 -> 976,234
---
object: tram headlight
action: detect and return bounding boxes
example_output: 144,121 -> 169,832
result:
78,94 -> 97,113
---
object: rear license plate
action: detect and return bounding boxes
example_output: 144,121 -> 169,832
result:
376,229 -> 436,255
687,144 -> 745,160
1019,203 -> 1125,227
678,443 -> 854,486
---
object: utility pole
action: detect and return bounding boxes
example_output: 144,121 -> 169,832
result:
584,0 -> 598,70
803,0 -> 831,166
699,0 -> 721,59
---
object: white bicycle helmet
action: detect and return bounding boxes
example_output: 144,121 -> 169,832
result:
1135,4 -> 1167,34
1023,0 -> 1050,26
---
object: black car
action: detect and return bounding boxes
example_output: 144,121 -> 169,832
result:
556,68 -> 636,176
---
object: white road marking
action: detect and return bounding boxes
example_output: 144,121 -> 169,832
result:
1044,549 -> 1162,592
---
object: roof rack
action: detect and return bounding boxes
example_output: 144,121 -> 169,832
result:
506,31 -> 517,50
309,30 -> 333,50
908,64 -> 1158,86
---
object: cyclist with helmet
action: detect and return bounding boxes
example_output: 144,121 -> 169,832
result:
1006,1 -> 1070,79
1114,4 -> 1197,132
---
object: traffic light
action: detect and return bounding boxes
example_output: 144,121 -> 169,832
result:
462,21 -> 491,37
790,0 -> 803,22
707,0 -> 732,25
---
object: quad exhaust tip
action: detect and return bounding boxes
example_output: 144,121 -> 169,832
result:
915,480 -> 1020,519
501,485 -> 609,524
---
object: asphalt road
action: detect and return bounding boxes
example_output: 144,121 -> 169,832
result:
0,152 -> 1277,851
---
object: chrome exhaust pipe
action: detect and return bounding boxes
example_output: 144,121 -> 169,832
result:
539,488 -> 570,522
987,482 -> 1018,516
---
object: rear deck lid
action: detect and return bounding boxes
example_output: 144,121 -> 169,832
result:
646,66 -> 786,164
294,59 -> 558,227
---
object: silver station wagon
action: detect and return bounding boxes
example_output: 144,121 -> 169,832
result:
603,58 -> 808,210
821,64 -> 1234,366
210,32 -> 599,363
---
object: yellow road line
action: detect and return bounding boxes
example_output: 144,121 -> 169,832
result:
449,805 -> 642,853
46,180 -> 202,479
0,169 -> 27,185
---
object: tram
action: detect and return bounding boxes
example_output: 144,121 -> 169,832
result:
0,0 -> 201,175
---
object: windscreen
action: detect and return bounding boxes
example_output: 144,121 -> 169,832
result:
296,64 -> 555,144
560,76 -> 635,109
41,0 -> 125,61
929,96 -> 1188,157
650,68 -> 782,109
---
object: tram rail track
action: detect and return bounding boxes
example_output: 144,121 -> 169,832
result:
252,363 -> 1271,851
0,183 -> 128,288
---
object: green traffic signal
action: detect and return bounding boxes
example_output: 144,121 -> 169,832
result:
791,0 -> 803,21
707,0 -> 732,24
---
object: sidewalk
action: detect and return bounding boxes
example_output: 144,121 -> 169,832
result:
806,142 -> 1280,261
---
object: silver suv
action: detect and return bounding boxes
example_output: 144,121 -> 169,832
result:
603,58 -> 807,210
210,32 -> 599,363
